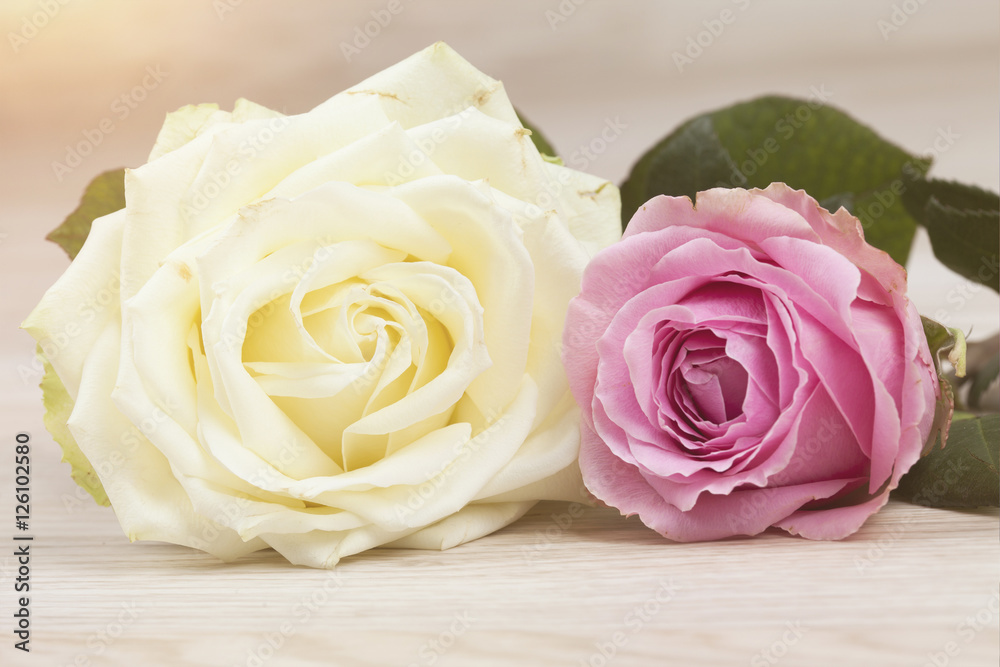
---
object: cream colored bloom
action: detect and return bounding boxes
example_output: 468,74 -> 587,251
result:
24,43 -> 620,567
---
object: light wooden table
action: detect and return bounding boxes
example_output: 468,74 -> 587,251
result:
14,497 -> 1000,667
1,2 -> 997,666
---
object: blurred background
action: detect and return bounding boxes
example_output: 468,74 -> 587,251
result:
1,0 -> 997,508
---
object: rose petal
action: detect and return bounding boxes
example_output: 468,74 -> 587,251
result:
773,492 -> 890,540
75,324 -> 262,559
627,189 -> 822,247
579,420 -> 855,541
342,42 -> 521,129
22,209 -> 126,396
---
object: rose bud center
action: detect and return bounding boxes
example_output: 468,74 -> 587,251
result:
652,327 -> 751,446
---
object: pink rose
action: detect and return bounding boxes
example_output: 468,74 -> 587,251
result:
563,184 -> 940,540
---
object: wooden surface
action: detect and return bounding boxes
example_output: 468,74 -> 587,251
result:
16,500 -> 1000,666
1,2 -> 998,665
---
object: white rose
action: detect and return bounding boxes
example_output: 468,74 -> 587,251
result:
24,43 -> 621,567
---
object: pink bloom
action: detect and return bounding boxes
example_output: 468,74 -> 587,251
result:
563,184 -> 939,540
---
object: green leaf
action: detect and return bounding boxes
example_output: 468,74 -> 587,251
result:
515,111 -> 560,162
620,115 -> 737,225
620,95 -> 931,265
46,168 -> 126,259
819,192 -> 854,214
892,414 -> 999,507
40,350 -> 109,506
901,179 -> 1000,291
854,188 -> 923,272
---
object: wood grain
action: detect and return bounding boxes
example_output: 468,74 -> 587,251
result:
1,1 -> 998,666
11,500 -> 1000,667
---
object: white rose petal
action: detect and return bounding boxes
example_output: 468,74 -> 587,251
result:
25,42 -> 621,568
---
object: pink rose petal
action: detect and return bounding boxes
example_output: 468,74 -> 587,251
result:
564,185 -> 940,543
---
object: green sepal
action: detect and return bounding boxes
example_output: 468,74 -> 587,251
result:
917,317 -> 960,456
47,168 -> 126,259
892,318 -> 997,507
40,350 -> 109,506
515,110 -> 560,162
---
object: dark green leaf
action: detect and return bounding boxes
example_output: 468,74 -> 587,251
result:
620,115 -> 738,227
819,192 -> 854,214
515,111 -> 559,161
892,414 -> 999,507
902,179 -> 1000,291
855,187 -> 923,272
621,95 -> 931,265
47,168 -> 126,260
